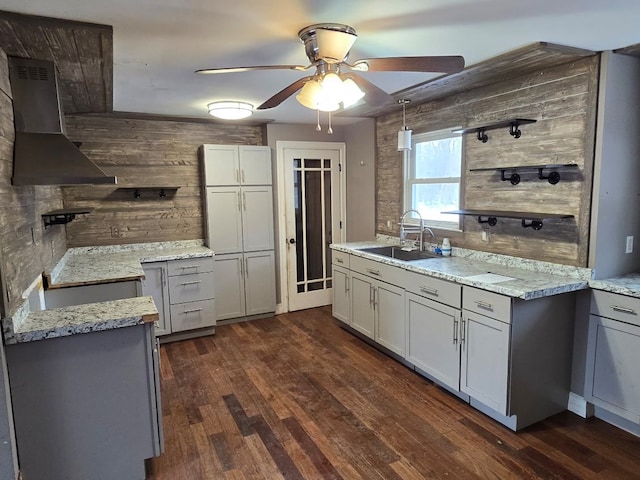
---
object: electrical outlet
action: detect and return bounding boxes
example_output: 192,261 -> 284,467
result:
481,230 -> 489,243
111,226 -> 122,238
386,220 -> 393,229
626,235 -> 634,254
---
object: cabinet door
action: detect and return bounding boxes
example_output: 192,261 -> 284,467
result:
406,293 -> 460,390
239,146 -> 271,185
585,314 -> 640,423
241,186 -> 274,252
350,271 -> 375,339
332,265 -> 350,324
205,186 -> 243,254
375,281 -> 406,356
141,262 -> 170,336
213,253 -> 246,320
202,145 -> 240,186
244,251 -> 276,315
461,310 -> 511,415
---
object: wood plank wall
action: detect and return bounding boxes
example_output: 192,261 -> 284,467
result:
62,115 -> 264,247
0,49 -> 67,317
375,56 -> 599,267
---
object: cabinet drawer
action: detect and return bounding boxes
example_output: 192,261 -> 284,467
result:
403,271 -> 461,309
168,271 -> 215,304
350,254 -> 405,286
463,286 -> 511,323
591,290 -> 640,327
170,299 -> 216,333
167,257 -> 215,276
332,250 -> 350,269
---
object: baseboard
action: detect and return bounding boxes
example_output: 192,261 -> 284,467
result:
567,392 -> 594,418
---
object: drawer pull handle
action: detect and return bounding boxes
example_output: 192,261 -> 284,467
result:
180,281 -> 201,286
460,319 -> 466,346
366,268 -> 380,276
475,300 -> 493,310
180,265 -> 200,270
611,305 -> 636,315
183,308 -> 202,314
420,286 -> 438,296
335,258 -> 344,264
453,319 -> 458,344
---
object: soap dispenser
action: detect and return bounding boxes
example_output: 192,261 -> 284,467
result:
441,238 -> 451,257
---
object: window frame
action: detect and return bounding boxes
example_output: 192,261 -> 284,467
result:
403,127 -> 463,231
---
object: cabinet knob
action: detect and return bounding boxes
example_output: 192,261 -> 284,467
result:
289,238 -> 296,244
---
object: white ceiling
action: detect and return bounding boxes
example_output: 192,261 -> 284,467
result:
1,0 -> 639,125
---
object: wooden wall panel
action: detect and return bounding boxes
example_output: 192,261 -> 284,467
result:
0,49 -> 67,317
62,115 -> 264,247
375,56 -> 599,267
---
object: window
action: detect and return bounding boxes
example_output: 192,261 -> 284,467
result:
404,128 -> 462,230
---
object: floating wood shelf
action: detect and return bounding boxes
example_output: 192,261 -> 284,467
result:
42,208 -> 93,229
117,187 -> 180,199
469,163 -> 579,185
454,118 -> 537,143
443,209 -> 574,231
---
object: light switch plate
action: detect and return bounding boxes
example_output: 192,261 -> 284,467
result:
626,235 -> 633,254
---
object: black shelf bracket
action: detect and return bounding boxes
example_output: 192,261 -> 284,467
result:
537,168 -> 561,185
500,170 -> 521,185
478,216 -> 498,226
521,219 -> 544,230
509,121 -> 523,138
477,128 -> 488,143
42,209 -> 92,230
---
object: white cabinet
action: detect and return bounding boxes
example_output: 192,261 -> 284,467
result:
332,265 -> 350,324
406,293 -> 461,391
202,144 -> 276,322
141,257 -> 216,339
586,290 -> 640,423
350,268 -> 405,357
202,144 -> 271,186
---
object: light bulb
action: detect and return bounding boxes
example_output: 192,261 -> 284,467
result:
341,78 -> 365,108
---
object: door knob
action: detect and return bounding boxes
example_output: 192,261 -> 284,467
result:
289,238 -> 296,244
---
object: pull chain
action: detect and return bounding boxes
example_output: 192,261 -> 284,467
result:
328,111 -> 333,135
316,109 -> 321,132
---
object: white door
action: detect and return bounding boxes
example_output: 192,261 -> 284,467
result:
213,253 -> 246,320
245,250 -> 276,315
241,186 -> 275,252
280,143 -> 345,311
205,187 -> 243,253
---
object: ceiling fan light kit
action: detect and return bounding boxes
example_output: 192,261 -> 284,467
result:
207,101 -> 253,120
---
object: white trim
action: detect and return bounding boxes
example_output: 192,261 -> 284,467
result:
276,141 -> 347,313
567,392 -> 594,418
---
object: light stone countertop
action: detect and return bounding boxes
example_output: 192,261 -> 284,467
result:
48,240 -> 214,288
4,296 -> 158,344
589,273 -> 640,298
3,240 -> 213,344
332,242 -> 591,300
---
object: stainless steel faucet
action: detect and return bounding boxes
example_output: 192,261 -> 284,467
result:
399,209 -> 425,251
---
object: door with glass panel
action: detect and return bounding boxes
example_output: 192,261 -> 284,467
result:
284,147 -> 343,311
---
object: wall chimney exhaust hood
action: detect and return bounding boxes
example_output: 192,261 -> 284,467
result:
8,57 -> 117,186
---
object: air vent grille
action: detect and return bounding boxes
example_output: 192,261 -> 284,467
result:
16,65 -> 49,81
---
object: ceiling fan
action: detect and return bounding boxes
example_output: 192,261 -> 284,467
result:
196,23 -> 465,112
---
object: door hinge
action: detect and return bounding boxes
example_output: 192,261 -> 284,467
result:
339,221 -> 343,229
339,163 -> 342,172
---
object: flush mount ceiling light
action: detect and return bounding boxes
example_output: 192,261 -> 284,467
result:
207,101 -> 253,120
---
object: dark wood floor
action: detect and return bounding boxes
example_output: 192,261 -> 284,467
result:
147,306 -> 640,480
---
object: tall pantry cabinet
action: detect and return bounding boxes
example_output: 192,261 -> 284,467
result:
201,145 -> 276,322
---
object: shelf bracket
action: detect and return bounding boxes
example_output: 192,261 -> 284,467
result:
43,213 -> 76,229
509,121 -> 523,138
537,168 -> 561,185
521,219 -> 543,230
500,170 -> 521,185
477,216 -> 497,226
476,128 -> 488,143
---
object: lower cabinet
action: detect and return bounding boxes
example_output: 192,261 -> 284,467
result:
6,323 -> 162,480
214,250 -> 276,321
351,271 -> 405,356
141,256 -> 216,339
586,290 -> 640,424
332,265 -> 350,324
406,293 -> 461,392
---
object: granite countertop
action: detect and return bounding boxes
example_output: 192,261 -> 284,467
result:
4,296 -> 158,344
589,273 -> 640,298
48,240 -> 214,288
332,242 -> 591,300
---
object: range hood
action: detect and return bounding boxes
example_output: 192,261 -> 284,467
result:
8,57 -> 117,186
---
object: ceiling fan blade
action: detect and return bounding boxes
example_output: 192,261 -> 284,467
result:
351,56 -> 465,74
195,64 -> 309,74
257,76 -> 313,110
343,73 -> 393,107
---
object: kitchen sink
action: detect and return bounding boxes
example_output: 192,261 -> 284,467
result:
359,246 -> 443,261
